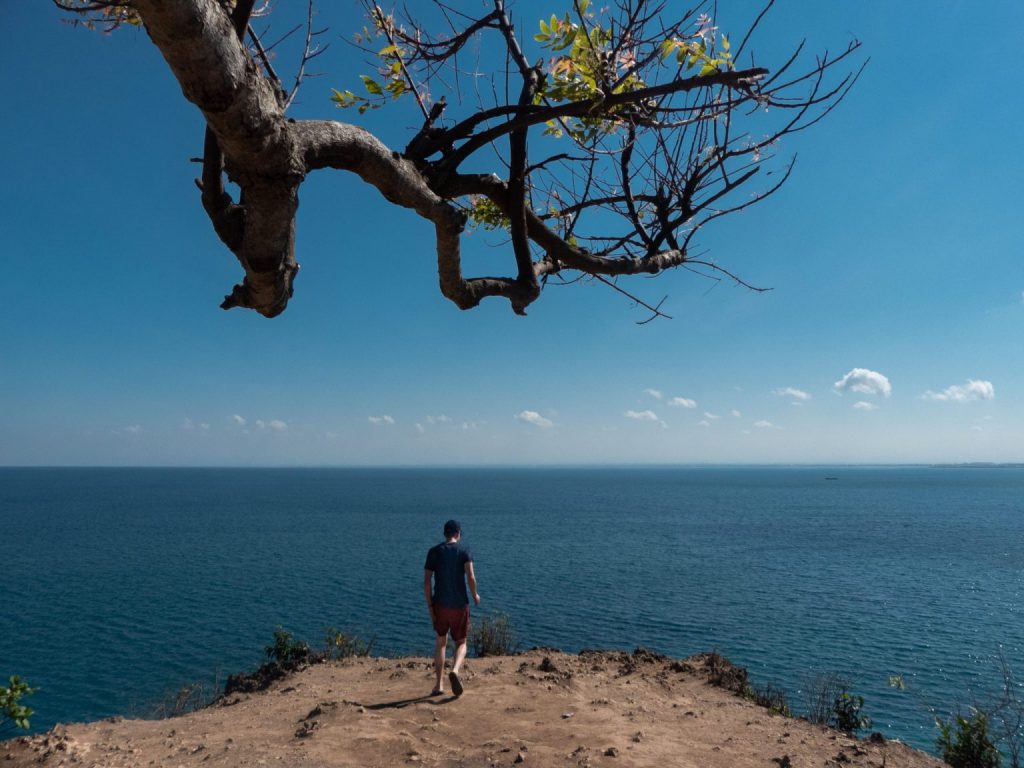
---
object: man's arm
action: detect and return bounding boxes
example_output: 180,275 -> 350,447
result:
465,561 -> 480,606
424,569 -> 434,614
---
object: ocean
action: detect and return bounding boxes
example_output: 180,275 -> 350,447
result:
1,466 -> 1022,754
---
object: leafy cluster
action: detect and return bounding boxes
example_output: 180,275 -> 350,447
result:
322,627 -> 374,660
937,710 -> 1002,768
265,626 -> 312,670
830,691 -> 872,735
331,11 -> 413,113
1,675 -> 35,733
467,198 -> 512,232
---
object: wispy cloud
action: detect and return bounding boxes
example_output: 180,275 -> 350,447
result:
731,409 -> 742,418
774,387 -> 811,401
643,388 -> 663,400
124,424 -> 142,435
834,368 -> 892,398
753,420 -> 776,429
268,419 -> 287,431
426,414 -> 451,425
625,409 -> 666,428
853,401 -> 878,411
669,397 -> 697,408
698,420 -> 711,427
232,414 -> 246,427
516,410 -> 553,428
922,379 -> 995,403
183,418 -> 210,431
368,415 -> 395,426
703,411 -> 720,420
415,423 -> 425,434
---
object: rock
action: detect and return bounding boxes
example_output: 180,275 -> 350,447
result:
604,747 -> 619,757
513,751 -> 526,763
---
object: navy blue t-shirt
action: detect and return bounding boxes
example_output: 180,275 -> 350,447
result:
424,541 -> 473,608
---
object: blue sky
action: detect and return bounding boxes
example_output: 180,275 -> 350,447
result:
2,1 -> 1021,466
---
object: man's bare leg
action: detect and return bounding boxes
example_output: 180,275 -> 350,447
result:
433,634 -> 447,693
449,639 -> 468,697
452,640 -> 468,676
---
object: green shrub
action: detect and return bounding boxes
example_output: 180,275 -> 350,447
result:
265,627 -> 311,670
1,675 -> 35,734
937,710 -> 1002,768
469,612 -> 518,657
831,691 -> 872,735
322,628 -> 374,660
744,682 -> 791,716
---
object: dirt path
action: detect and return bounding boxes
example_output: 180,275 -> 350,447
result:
3,650 -> 944,768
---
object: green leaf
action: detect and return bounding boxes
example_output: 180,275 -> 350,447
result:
552,27 -> 577,51
360,75 -> 383,95
721,34 -> 730,52
378,44 -> 399,57
699,63 -> 718,77
660,39 -> 675,61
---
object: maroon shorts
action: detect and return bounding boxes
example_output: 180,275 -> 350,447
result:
432,605 -> 470,643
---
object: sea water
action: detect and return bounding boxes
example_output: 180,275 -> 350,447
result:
1,466 -> 1022,753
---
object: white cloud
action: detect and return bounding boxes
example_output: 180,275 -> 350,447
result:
922,379 -> 995,403
368,415 -> 395,426
415,423 -> 425,434
644,388 -> 663,400
183,417 -> 194,430
834,368 -> 892,398
753,420 -> 775,429
698,420 -> 711,428
625,410 -> 667,428
731,409 -> 742,418
625,409 -> 659,421
268,419 -> 287,431
426,414 -> 451,425
124,424 -> 142,434
516,410 -> 553,428
703,411 -> 720,420
255,419 -> 265,430
853,401 -> 878,411
774,387 -> 811,401
669,397 -> 697,408
232,414 -> 246,427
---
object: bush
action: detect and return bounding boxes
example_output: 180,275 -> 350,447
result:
744,682 -> 792,716
937,710 -> 1002,768
831,691 -> 872,735
1,675 -> 35,734
801,672 -> 871,734
803,672 -> 849,725
322,628 -> 374,660
469,613 -> 518,657
698,651 -> 749,694
265,627 -> 312,670
147,677 -> 220,719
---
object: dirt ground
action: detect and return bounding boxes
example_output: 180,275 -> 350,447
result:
3,649 -> 945,768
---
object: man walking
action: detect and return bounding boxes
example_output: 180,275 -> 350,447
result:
424,519 -> 480,697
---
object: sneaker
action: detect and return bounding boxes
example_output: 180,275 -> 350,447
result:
449,670 -> 464,697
